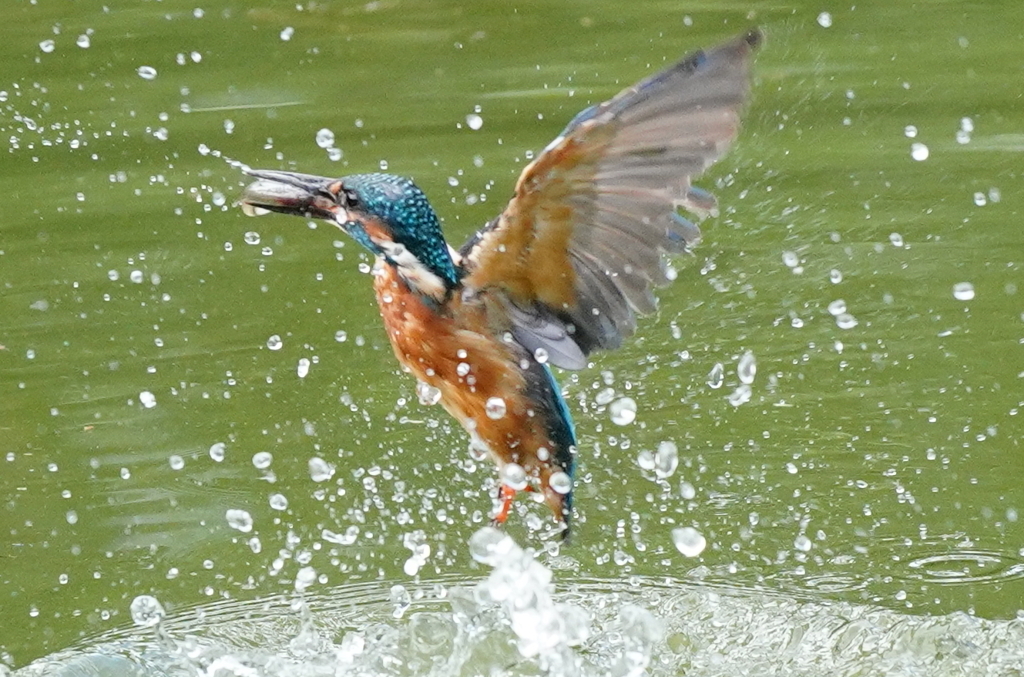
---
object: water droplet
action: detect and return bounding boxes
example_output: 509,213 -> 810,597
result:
139,391 -> 157,409
835,313 -> 858,329
889,232 -> 904,247
672,527 -> 707,557
549,471 -> 572,494
953,282 -> 975,301
816,11 -> 832,27
485,396 -> 507,420
973,192 -> 987,207
225,508 -> 253,532
39,39 -> 56,53
252,451 -> 273,469
499,462 -> 528,490
403,530 -> 430,565
269,493 -> 288,511
654,441 -> 679,479
294,566 -> 317,592
416,381 -> 442,405
533,347 -> 549,364
737,351 -> 756,385
727,384 -> 752,407
904,125 -> 917,138
297,357 -> 311,378
323,526 -> 359,546
468,526 -> 516,565
308,457 -> 335,482
280,26 -> 294,41
609,397 -> 637,425
137,65 -> 158,80
468,437 -> 490,461
315,128 -> 335,149
130,270 -> 144,284
243,231 -> 261,245
829,269 -> 843,284
794,534 -> 813,552
706,362 -> 724,389
266,334 -> 283,350
911,142 -> 929,161
782,250 -> 800,268
168,455 -> 184,470
129,595 -> 166,627
456,362 -> 471,377
466,113 -> 483,130
827,299 -> 847,316
76,34 -> 90,49
209,442 -> 226,462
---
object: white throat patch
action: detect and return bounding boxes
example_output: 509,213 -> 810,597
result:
374,238 -> 448,300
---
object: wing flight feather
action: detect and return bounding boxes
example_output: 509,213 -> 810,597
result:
461,30 -> 761,368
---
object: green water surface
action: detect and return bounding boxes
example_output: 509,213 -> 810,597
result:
2,0 -> 1023,667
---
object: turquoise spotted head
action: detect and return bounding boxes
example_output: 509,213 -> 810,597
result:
240,170 -> 458,295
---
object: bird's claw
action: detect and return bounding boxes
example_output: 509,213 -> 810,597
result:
491,484 -> 518,526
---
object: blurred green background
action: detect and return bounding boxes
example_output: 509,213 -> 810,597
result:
2,0 -> 1023,667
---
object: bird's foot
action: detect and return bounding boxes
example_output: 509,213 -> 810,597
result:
490,484 -> 518,526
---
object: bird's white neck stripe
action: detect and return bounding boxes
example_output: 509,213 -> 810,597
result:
374,238 -> 448,300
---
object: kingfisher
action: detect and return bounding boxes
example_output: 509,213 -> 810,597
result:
238,30 -> 760,538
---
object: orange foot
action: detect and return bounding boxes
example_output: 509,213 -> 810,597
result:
491,484 -> 518,525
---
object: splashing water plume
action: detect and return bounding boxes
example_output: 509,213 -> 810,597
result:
14,528 -> 1024,677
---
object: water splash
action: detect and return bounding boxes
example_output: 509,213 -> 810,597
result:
15,535 -> 1024,677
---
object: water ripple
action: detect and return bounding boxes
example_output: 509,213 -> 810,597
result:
907,549 -> 1024,585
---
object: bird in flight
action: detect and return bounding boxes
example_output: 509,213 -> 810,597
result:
238,30 -> 760,539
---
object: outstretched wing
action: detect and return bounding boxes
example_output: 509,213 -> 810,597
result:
459,30 -> 760,369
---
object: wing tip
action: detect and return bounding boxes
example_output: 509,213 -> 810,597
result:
668,212 -> 703,251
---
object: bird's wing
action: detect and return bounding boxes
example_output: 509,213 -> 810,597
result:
460,30 -> 760,369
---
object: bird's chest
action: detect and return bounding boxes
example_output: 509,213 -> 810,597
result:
373,266 -> 501,388
373,270 -> 455,381
371,265 -> 532,446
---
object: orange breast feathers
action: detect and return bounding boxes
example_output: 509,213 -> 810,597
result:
372,265 -> 558,479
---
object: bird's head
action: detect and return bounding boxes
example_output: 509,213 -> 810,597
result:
239,170 -> 459,297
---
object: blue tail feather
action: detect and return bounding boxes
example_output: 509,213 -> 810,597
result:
541,363 -> 577,521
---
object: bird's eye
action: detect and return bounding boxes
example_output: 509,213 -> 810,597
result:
342,188 -> 361,208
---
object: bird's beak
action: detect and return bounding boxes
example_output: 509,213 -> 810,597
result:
238,169 -> 340,221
